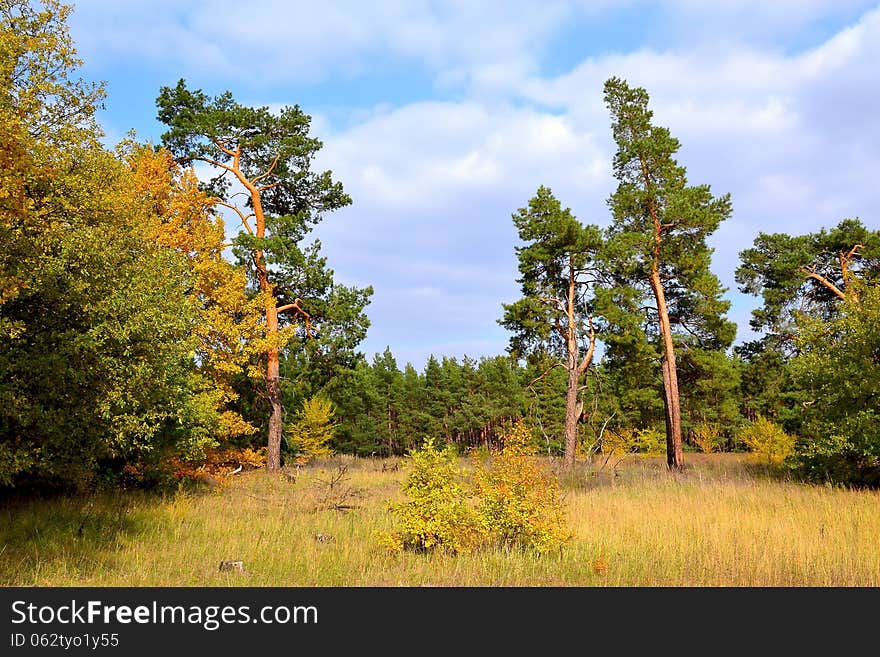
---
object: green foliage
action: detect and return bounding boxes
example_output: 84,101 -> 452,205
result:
601,77 -> 736,462
285,395 -> 336,462
472,421 -> 570,553
736,219 -> 880,343
737,417 -> 795,466
602,77 -> 735,351
0,0 -> 105,149
633,427 -> 666,454
499,186 -> 605,463
500,186 -> 603,362
0,2 -> 241,490
156,79 -> 370,343
790,282 -> 880,486
321,350 -> 526,457
157,78 -> 372,470
378,438 -> 483,554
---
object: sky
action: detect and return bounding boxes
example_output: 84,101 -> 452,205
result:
67,0 -> 880,370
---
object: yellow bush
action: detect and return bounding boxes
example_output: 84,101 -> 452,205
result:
472,421 -> 570,553
607,427 -> 665,455
379,423 -> 570,555
692,421 -> 723,454
738,416 -> 795,465
378,438 -> 483,555
602,427 -> 638,456
285,395 -> 336,463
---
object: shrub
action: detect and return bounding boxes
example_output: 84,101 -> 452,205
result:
379,423 -> 570,555
633,427 -> 666,454
285,395 -> 336,464
737,416 -> 795,466
601,427 -> 665,456
472,421 -> 570,553
692,421 -> 724,454
600,427 -> 637,458
378,438 -> 483,554
793,416 -> 880,487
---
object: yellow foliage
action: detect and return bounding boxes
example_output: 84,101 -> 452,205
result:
604,427 -> 665,455
379,422 -> 570,556
120,144 -> 264,439
738,416 -> 795,466
285,395 -> 336,463
472,421 -> 570,553
692,421 -> 723,454
378,438 -> 483,555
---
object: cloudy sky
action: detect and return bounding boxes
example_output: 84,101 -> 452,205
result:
68,0 -> 880,369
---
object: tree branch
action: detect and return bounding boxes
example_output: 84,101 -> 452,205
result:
277,298 -> 312,337
252,152 -> 282,184
577,316 -> 596,374
210,138 -> 237,158
193,156 -> 237,176
839,244 -> 865,287
214,200 -> 255,236
800,266 -> 846,300
527,361 -> 562,389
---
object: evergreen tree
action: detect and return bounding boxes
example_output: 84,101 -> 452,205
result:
156,80 -> 372,471
603,77 -> 735,469
501,186 -> 604,466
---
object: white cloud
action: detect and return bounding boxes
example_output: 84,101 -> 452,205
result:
72,1 -> 880,367
309,5 -> 880,366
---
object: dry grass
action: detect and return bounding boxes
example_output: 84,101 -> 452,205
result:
2,453 -> 879,586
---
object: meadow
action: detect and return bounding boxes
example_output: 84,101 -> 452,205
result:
2,454 -> 879,587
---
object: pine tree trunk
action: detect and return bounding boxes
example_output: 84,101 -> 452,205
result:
564,362 -> 579,467
650,271 -> 684,470
265,303 -> 283,473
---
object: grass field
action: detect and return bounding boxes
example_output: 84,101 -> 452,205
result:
2,453 -> 879,586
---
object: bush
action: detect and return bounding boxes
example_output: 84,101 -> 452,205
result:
737,416 -> 795,465
602,427 -> 665,456
379,422 -> 570,555
793,415 -> 880,487
472,421 -> 570,553
377,438 -> 483,554
692,421 -> 724,454
285,395 -> 336,464
633,427 -> 666,454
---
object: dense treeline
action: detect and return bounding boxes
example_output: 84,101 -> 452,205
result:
267,343 -> 744,458
2,0 -> 879,491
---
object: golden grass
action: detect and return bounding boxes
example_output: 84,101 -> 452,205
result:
2,453 -> 879,586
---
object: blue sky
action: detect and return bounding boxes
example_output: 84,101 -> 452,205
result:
68,0 -> 880,369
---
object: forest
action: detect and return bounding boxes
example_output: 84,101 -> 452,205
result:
1,0 -> 880,587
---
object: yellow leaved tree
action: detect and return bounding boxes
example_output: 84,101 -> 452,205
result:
285,394 -> 337,463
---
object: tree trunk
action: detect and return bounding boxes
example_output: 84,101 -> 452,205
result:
564,362 -> 579,467
650,271 -> 684,470
248,167 -> 283,474
265,303 -> 283,472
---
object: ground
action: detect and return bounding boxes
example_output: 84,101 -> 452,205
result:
2,453 -> 879,586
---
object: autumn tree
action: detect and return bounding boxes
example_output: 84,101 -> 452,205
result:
1,1 -> 215,487
603,77 -> 734,469
736,219 -> 880,483
156,80 -> 372,472
1,0 -> 104,339
500,186 -> 603,467
122,143 -> 264,441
